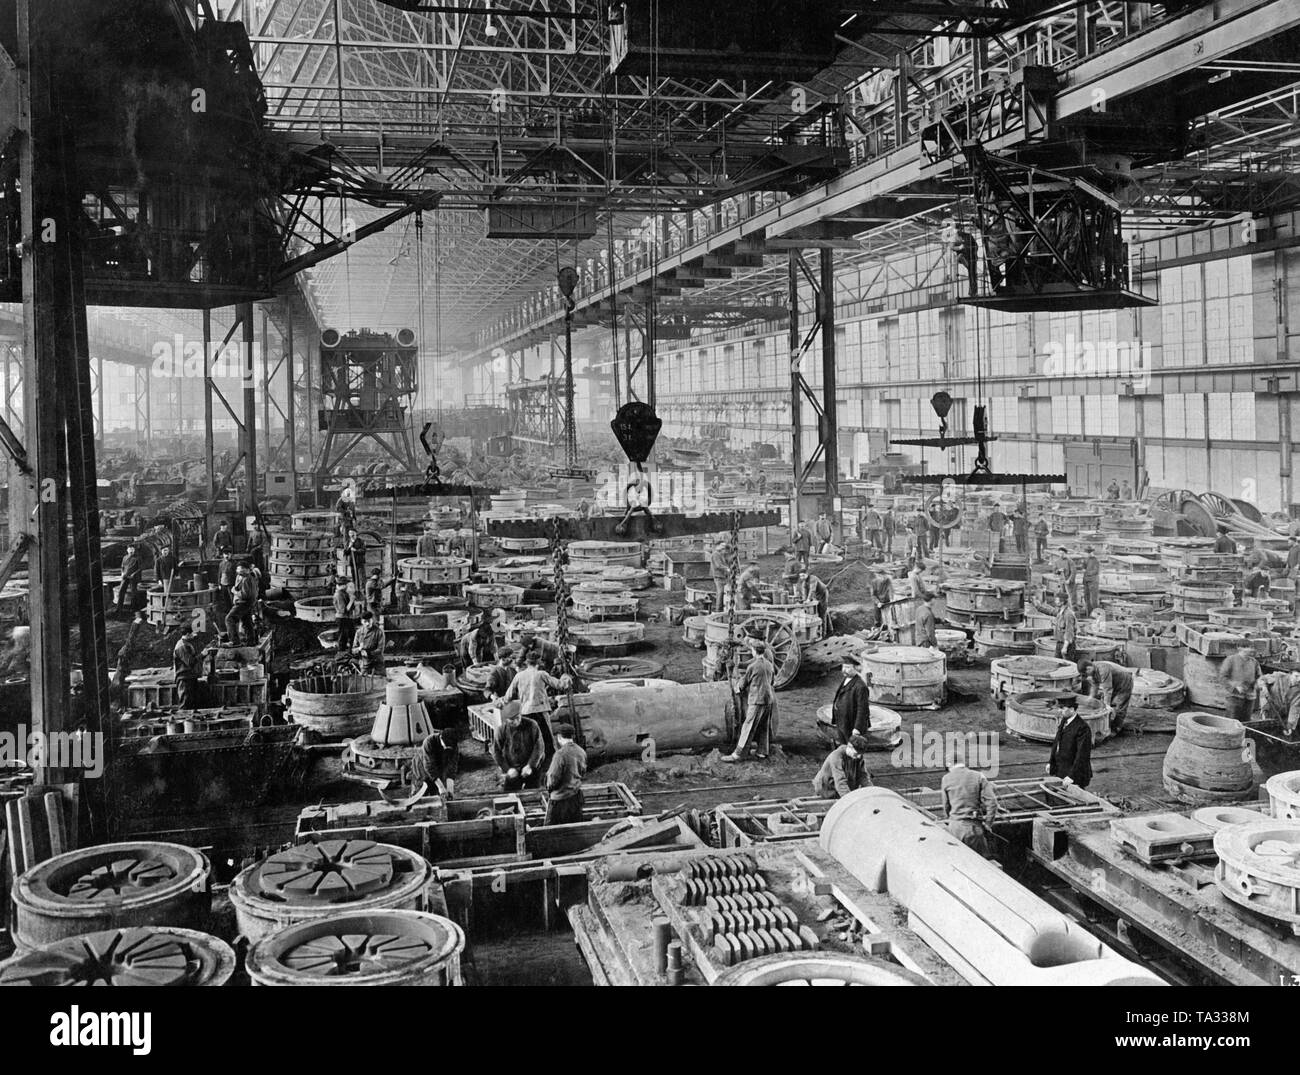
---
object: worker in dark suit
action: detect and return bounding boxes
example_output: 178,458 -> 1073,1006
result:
1047,696 -> 1093,788
829,655 -> 873,744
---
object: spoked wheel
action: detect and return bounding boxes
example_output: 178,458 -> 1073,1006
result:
735,613 -> 802,689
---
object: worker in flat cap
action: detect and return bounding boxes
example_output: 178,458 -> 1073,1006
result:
813,734 -> 873,798
492,700 -> 544,791
1081,545 -> 1101,615
723,638 -> 778,762
544,723 -> 587,826
411,727 -> 460,801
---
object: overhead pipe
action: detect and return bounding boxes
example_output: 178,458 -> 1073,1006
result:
819,788 -> 1164,986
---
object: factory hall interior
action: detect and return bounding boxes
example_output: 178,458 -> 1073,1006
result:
7,0 -> 1300,1005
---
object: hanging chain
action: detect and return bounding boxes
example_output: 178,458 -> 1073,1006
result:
721,509 -> 742,679
551,515 -> 573,678
551,513 -> 583,745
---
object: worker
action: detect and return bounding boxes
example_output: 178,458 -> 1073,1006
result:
246,528 -> 266,577
212,520 -> 233,558
1053,599 -> 1078,663
1120,479 -> 1133,500
862,501 -> 884,555
829,654 -> 872,744
343,529 -> 367,589
484,649 -> 517,700
914,593 -> 938,649
1106,478 -> 1120,499
335,484 -> 357,536
987,506 -> 1006,553
417,528 -> 442,558
940,758 -> 998,856
910,510 -> 930,560
155,543 -> 177,589
1221,643 -> 1261,723
734,563 -> 762,612
1047,695 -> 1093,788
332,579 -> 358,653
1056,547 -> 1078,607
709,538 -> 732,611
1011,509 -> 1028,555
116,544 -> 143,613
217,550 -> 237,595
1081,546 -> 1101,615
812,734 -> 873,798
492,701 -> 544,790
1243,547 -> 1271,597
723,639 -> 778,762
364,567 -> 393,617
1214,531 -> 1238,554
792,522 -> 812,570
468,613 -> 497,665
871,571 -> 894,629
795,570 -> 831,635
172,625 -> 202,711
502,649 -> 571,761
1260,671 -> 1300,736
409,727 -> 460,800
225,564 -> 257,645
351,610 -> 386,674
1033,513 -> 1049,564
1081,658 -> 1134,734
709,476 -> 723,497
544,723 -> 588,825
814,512 -> 834,554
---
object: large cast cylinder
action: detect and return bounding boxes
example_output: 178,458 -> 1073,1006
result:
818,788 -> 1163,986
527,681 -> 735,760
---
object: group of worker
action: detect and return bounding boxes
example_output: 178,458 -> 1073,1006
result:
469,644 -> 588,825
810,651 -> 1001,854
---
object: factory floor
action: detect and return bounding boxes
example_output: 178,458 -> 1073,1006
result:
101,539 -> 1199,854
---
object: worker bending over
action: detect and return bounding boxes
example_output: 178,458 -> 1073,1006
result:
940,757 -> 998,856
812,734 -> 873,798
795,570 -> 831,636
544,723 -> 587,825
492,701 -> 544,790
1081,659 -> 1133,735
1220,643 -> 1261,723
483,649 -> 517,700
411,728 -> 460,800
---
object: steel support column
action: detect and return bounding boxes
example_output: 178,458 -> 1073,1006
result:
239,302 -> 258,514
284,302 -> 298,509
203,307 -> 215,515
820,247 -> 839,497
788,247 -> 839,524
17,0 -> 109,783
